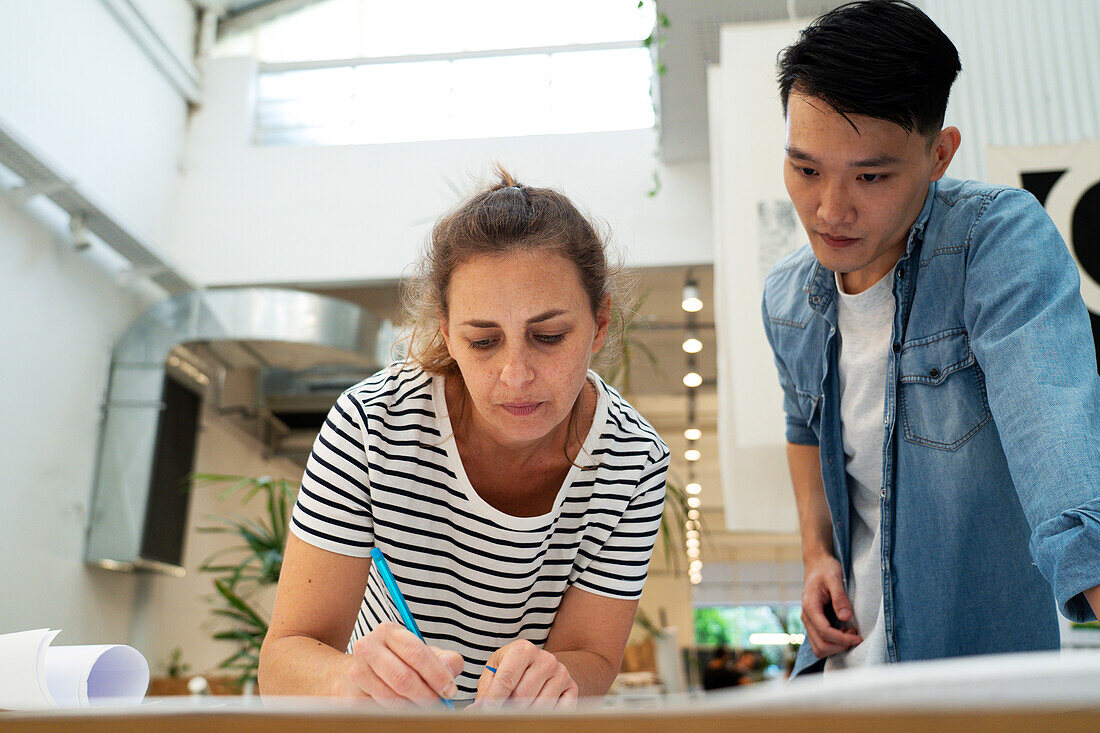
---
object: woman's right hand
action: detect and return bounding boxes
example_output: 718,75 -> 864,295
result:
342,622 -> 464,707
801,553 -> 862,658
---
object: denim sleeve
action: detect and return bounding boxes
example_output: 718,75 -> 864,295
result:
963,188 -> 1100,622
761,288 -> 818,446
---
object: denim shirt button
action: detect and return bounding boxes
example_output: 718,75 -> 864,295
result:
892,342 -> 901,354
897,267 -> 905,279
929,367 -> 940,378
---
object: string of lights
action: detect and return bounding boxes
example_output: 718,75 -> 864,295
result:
682,269 -> 703,586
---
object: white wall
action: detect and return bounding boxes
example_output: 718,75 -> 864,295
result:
169,57 -> 714,287
710,21 -> 804,535
0,0 -> 192,247
0,0 -> 195,647
0,194 -> 153,643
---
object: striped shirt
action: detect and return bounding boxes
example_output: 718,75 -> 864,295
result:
290,364 -> 669,699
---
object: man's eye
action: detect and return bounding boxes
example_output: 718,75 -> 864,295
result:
798,166 -> 817,177
859,173 -> 884,183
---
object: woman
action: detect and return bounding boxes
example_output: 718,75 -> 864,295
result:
258,169 -> 669,708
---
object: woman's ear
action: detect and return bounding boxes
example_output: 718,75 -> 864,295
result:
592,295 -> 612,354
439,311 -> 454,356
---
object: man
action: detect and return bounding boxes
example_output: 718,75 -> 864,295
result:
761,0 -> 1100,675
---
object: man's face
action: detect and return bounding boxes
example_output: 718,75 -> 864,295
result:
783,92 -> 957,293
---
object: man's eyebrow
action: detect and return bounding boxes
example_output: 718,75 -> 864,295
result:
460,309 -> 568,328
785,147 -> 901,168
785,146 -> 818,163
851,154 -> 902,167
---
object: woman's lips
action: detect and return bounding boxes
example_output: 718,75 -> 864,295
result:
820,233 -> 859,248
502,402 -> 542,416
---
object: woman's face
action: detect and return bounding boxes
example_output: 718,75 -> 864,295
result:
441,250 -> 609,449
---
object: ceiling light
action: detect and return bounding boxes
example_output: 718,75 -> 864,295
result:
684,520 -> 697,531
687,546 -> 700,558
686,530 -> 699,540
686,538 -> 699,549
682,337 -> 702,354
686,482 -> 701,495
687,496 -> 701,508
689,574 -> 702,585
685,448 -> 701,461
682,280 -> 702,312
682,372 -> 702,388
684,427 -> 702,441
688,509 -> 700,521
689,559 -> 702,571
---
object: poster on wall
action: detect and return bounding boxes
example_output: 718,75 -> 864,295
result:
988,142 -> 1100,373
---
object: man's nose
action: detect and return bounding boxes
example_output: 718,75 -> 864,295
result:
818,181 -> 854,228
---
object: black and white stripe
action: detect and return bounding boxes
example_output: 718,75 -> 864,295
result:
290,364 -> 669,699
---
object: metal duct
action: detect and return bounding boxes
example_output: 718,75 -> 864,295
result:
85,287 -> 390,575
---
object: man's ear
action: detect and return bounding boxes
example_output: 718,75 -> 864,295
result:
929,126 -> 961,182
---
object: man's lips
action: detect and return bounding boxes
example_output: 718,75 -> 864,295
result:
819,232 -> 859,248
501,402 -> 542,416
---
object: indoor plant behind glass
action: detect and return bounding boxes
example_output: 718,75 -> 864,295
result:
192,473 -> 295,689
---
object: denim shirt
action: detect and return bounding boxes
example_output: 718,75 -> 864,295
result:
762,177 -> 1100,675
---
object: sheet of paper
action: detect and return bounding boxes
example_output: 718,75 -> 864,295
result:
0,629 -> 148,710
45,644 -> 149,706
0,628 -> 59,709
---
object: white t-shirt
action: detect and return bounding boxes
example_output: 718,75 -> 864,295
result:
825,270 -> 894,670
290,364 -> 669,699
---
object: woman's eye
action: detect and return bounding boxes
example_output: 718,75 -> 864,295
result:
534,333 -> 565,345
468,338 -> 497,350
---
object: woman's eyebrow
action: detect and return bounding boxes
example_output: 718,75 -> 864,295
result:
460,309 -> 568,328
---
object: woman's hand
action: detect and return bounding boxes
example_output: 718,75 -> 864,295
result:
469,639 -> 578,709
342,622 -> 464,708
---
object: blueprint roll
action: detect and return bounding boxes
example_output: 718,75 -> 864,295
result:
0,629 -> 150,710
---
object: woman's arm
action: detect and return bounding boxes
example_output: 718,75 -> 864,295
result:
544,585 -> 639,694
258,533 -> 370,696
260,534 -> 463,703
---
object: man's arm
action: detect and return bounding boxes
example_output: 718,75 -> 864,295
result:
787,442 -> 862,656
1085,586 -> 1100,620
962,188 -> 1100,623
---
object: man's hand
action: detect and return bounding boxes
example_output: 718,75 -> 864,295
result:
470,639 -> 578,710
801,553 -> 862,658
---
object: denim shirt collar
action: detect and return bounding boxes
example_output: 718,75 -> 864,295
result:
802,180 -> 939,313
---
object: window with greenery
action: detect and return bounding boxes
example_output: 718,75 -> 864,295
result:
698,604 -> 802,641
214,0 -> 658,145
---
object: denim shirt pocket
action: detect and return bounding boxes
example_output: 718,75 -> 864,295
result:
898,328 -> 992,451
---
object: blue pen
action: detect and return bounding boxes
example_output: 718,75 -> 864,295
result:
370,547 -> 455,709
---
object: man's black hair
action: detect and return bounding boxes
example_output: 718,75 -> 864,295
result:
777,0 -> 962,136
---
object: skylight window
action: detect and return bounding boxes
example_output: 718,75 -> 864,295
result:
214,0 -> 658,145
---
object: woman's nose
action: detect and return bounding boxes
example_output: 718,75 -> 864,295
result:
499,349 -> 535,389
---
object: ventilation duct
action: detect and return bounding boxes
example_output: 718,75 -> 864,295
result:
85,287 -> 391,575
